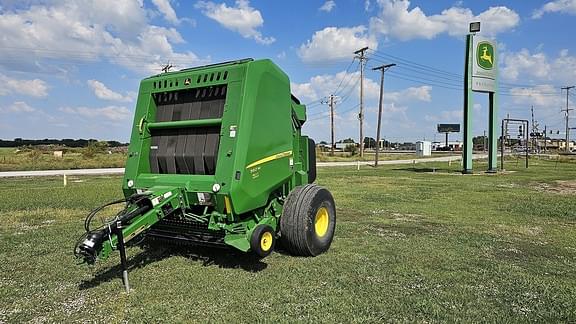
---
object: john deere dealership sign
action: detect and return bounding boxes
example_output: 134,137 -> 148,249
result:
462,29 -> 499,174
471,38 -> 496,93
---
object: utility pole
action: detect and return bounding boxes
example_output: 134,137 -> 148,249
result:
322,95 -> 338,156
561,86 -> 574,152
330,95 -> 335,156
531,105 -> 539,153
354,47 -> 369,157
544,125 -> 547,152
372,63 -> 396,167
505,113 -> 510,150
483,130 -> 487,152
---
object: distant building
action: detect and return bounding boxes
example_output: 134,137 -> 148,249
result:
536,138 -> 575,151
432,141 -> 462,151
335,142 -> 356,151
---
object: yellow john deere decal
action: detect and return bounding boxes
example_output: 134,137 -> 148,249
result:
246,150 -> 292,169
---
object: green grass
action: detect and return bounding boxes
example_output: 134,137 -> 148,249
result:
0,149 -> 126,171
1,160 -> 575,322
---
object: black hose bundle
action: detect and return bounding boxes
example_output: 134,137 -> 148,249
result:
74,193 -> 152,261
83,199 -> 127,232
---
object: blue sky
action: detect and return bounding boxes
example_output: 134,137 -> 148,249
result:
0,0 -> 575,143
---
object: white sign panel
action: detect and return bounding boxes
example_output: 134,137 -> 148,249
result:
471,37 -> 496,93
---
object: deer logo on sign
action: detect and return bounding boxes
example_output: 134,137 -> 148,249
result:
476,42 -> 494,70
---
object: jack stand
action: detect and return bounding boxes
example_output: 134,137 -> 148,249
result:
116,221 -> 130,294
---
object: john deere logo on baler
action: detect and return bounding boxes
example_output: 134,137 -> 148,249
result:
476,42 -> 494,70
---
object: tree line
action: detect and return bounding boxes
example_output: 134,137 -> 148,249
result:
0,138 -> 128,148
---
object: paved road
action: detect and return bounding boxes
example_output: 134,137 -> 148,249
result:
0,154 -> 489,178
317,154 -> 488,167
0,168 -> 126,178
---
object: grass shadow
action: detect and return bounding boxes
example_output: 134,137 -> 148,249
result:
79,242 -> 267,290
392,167 -> 461,174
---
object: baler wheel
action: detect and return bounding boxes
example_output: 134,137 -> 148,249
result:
280,184 -> 336,256
250,224 -> 276,258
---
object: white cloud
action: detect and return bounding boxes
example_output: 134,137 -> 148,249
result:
369,0 -> 519,41
152,0 -> 180,24
365,0 -> 371,11
291,82 -> 318,103
0,101 -> 36,113
195,0 -> 274,44
0,73 -> 48,97
60,105 -> 132,121
87,80 -> 133,102
319,1 -> 336,12
298,26 -> 377,63
291,70 -> 431,104
0,1 -> 206,74
533,0 -> 576,18
501,48 -> 576,83
387,86 -> 432,102
291,70 -> 365,103
508,85 -> 563,108
500,49 -> 550,81
424,109 -> 462,122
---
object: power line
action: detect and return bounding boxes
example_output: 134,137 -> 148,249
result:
367,48 -> 562,90
333,58 -> 357,95
336,76 -> 360,105
308,103 -> 359,122
381,68 -> 560,96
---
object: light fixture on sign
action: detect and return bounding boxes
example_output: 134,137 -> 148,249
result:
469,22 -> 481,33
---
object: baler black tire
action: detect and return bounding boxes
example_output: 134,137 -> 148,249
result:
250,224 -> 276,258
280,184 -> 336,256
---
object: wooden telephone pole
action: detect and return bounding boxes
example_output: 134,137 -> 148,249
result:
561,86 -> 574,152
322,95 -> 338,156
354,47 -> 368,157
372,63 -> 396,166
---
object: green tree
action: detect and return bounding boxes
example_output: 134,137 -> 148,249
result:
344,144 -> 358,156
83,141 -> 109,158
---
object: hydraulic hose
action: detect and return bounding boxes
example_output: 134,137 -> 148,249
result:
74,195 -> 152,264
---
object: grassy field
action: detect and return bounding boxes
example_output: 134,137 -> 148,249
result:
0,147 -> 126,171
1,160 -> 575,322
0,146 -> 439,171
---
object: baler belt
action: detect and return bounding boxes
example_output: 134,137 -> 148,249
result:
150,85 -> 226,175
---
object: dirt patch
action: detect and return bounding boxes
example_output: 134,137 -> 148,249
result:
535,180 -> 576,195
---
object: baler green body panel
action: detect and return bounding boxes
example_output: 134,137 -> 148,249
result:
228,62 -> 294,214
116,59 -> 311,252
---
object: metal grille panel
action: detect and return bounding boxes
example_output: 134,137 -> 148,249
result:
150,85 -> 226,175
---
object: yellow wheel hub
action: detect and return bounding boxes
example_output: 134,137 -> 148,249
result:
260,231 -> 273,251
314,207 -> 329,237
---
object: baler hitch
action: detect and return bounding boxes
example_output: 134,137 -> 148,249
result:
74,189 -> 182,292
74,194 -> 151,265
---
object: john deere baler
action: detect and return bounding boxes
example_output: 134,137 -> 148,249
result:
75,59 -> 336,279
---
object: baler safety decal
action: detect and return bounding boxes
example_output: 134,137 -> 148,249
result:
246,150 -> 293,169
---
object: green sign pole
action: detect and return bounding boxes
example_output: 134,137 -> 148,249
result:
462,34 -> 473,174
487,92 -> 498,172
